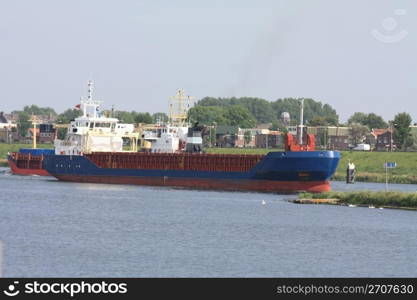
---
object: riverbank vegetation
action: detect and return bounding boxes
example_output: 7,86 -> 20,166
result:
333,151 -> 417,184
299,191 -> 417,209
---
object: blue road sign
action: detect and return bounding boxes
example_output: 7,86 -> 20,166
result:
384,162 -> 397,168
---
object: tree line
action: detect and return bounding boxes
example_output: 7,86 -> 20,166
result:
188,97 -> 339,130
9,100 -> 416,151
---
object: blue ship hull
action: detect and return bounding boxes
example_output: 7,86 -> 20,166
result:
43,151 -> 340,193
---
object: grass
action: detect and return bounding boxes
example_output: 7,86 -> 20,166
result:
0,143 -> 53,166
334,151 -> 417,184
299,191 -> 417,209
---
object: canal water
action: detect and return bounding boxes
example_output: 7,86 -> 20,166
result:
0,168 -> 416,277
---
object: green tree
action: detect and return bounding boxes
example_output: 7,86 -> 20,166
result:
23,105 -> 57,116
134,112 -> 153,124
271,98 -> 338,126
269,120 -> 287,132
198,97 -> 275,123
193,96 -> 338,126
17,111 -> 31,137
56,109 -> 82,124
244,130 -> 252,146
152,112 -> 168,123
349,124 -> 369,145
393,112 -> 412,150
57,127 -> 67,139
348,112 -> 368,125
188,106 -> 228,125
209,126 -> 216,146
308,116 -> 330,126
365,113 -> 387,129
113,111 -> 136,123
408,131 -> 417,151
233,97 -> 275,123
225,105 -> 256,128
348,112 -> 387,129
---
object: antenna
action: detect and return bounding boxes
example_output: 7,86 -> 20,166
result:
87,80 -> 93,100
80,80 -> 102,118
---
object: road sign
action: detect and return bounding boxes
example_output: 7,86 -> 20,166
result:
384,162 -> 397,192
384,162 -> 397,168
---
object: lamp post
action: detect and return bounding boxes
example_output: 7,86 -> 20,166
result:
31,115 -> 39,149
389,122 -> 397,152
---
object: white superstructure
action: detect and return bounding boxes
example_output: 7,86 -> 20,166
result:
150,125 -> 189,153
144,89 -> 202,153
54,81 -> 138,155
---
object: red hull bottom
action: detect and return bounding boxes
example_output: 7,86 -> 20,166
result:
54,175 -> 331,193
7,159 -> 50,176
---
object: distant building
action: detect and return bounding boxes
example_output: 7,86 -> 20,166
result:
39,123 -> 57,143
3,112 -> 19,123
365,129 -> 387,150
236,128 -> 262,148
306,126 -> 350,150
326,127 -> 350,150
27,127 -> 40,142
26,123 -> 56,144
375,129 -> 396,151
0,112 -> 15,129
215,125 -> 239,147
0,112 -> 18,143
255,123 -> 272,130
215,126 -> 278,148
255,131 -> 283,148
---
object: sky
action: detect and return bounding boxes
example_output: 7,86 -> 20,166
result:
0,0 -> 416,122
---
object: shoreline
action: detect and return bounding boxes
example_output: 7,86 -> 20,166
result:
296,191 -> 417,211
332,173 -> 417,185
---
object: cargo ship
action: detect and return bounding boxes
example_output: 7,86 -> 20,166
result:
43,150 -> 339,193
43,94 -> 340,193
7,148 -> 54,176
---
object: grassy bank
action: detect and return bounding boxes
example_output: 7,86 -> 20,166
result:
334,151 -> 417,184
299,191 -> 417,210
0,143 -> 53,166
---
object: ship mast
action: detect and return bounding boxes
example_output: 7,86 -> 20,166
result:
87,80 -> 93,100
169,89 -> 194,127
298,98 -> 304,145
81,80 -> 101,118
30,114 -> 39,149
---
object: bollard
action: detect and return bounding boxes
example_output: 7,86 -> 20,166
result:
346,161 -> 356,184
